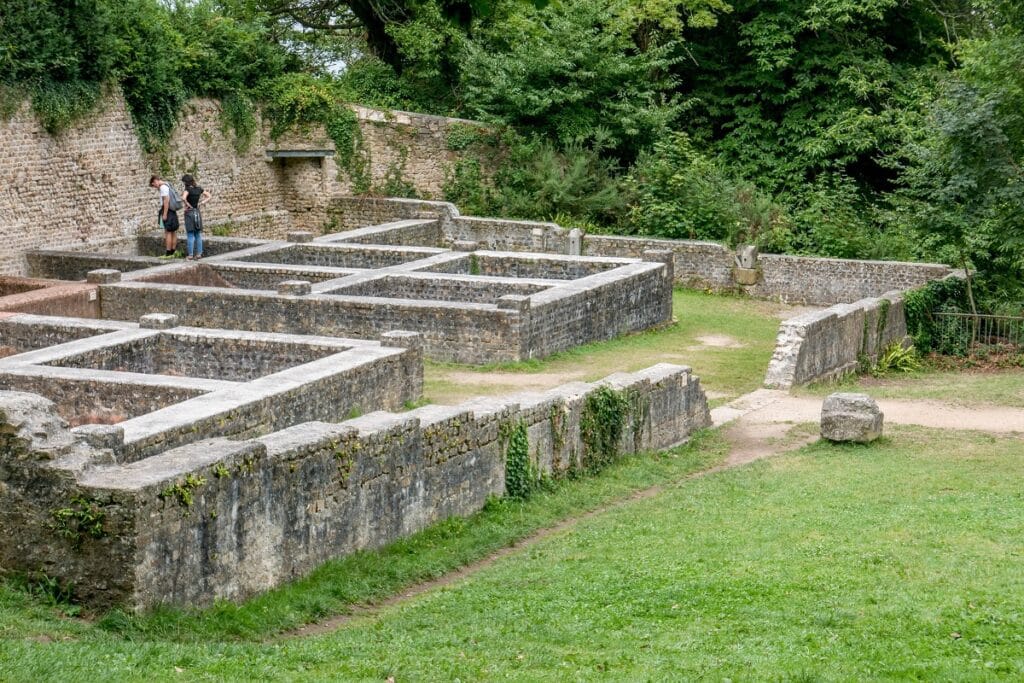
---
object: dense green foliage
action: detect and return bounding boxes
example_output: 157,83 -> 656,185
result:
3,0 -> 1022,303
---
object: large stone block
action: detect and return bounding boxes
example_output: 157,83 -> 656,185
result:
821,392 -> 883,443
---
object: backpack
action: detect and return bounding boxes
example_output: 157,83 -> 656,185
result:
166,184 -> 184,211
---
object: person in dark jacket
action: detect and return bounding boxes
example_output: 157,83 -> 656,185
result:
180,174 -> 211,260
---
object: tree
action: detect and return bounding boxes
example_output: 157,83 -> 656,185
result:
894,4 -> 1024,303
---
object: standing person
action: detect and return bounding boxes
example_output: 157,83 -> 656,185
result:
180,174 -> 211,260
149,175 -> 180,256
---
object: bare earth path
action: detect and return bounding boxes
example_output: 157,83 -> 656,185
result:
281,391 -> 1022,640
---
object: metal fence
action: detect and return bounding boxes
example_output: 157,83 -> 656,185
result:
932,311 -> 1024,354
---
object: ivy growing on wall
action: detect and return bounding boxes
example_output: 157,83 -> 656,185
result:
501,420 -> 533,500
579,385 -> 630,473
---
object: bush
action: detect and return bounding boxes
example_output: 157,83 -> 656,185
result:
624,132 -> 791,248
903,277 -> 970,352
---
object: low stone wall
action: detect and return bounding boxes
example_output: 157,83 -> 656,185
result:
448,217 -> 570,253
324,199 -> 954,306
0,362 -> 709,609
28,251 -> 167,281
0,315 -> 130,355
327,196 -> 456,231
583,235 -> 734,289
0,277 -> 100,318
0,319 -> 422,461
99,281 -> 527,363
763,292 -> 908,389
86,235 -> 672,364
751,255 -> 953,305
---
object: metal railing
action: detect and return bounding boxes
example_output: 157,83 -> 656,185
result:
931,311 -> 1024,354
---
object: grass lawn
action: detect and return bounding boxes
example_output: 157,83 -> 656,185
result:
797,367 -> 1024,408
425,288 -> 791,405
3,426 -> 1023,680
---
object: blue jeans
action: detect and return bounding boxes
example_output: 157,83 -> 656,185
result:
187,230 -> 203,257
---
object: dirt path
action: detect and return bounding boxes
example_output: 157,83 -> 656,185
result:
280,388 -> 1021,641
713,388 -> 1024,433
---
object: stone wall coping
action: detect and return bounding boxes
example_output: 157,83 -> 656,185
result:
0,329 -> 156,367
333,195 -> 460,217
0,313 -> 131,332
79,439 -> 265,490
257,421 -> 359,457
635,362 -> 694,382
343,410 -> 420,436
758,252 -> 953,270
454,215 -> 565,232
408,405 -> 474,427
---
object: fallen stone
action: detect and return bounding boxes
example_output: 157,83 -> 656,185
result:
821,392 -> 883,443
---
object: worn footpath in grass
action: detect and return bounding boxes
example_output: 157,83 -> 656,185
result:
0,432 -> 727,669
425,288 -> 788,405
5,427 -> 1024,680
798,366 -> 1024,408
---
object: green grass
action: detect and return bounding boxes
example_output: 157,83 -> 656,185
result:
798,366 -> 1024,408
4,427 -> 1024,680
0,433 -> 727,647
425,288 -> 787,405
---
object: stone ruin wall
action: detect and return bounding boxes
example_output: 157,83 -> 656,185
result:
321,197 -> 954,307
0,93 -> 486,276
0,362 -> 709,609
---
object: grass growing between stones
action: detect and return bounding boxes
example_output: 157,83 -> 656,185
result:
4,427 -> 1024,680
425,288 -> 789,405
798,367 -> 1024,408
0,432 -> 727,650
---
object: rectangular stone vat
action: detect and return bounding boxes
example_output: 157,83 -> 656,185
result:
0,317 -> 422,461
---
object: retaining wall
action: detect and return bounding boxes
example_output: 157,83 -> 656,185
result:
763,292 -> 908,389
0,94 -> 490,275
0,362 -> 709,609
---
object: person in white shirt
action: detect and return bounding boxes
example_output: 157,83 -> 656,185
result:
149,175 -> 180,256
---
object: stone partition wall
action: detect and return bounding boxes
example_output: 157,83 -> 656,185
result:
326,197 -> 456,231
763,292 -> 908,389
83,234 -> 672,364
0,319 -> 422,461
0,362 -> 709,609
0,93 -> 491,275
320,199 -> 954,306
0,277 -> 101,318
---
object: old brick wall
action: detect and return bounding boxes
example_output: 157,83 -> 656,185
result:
0,94 -> 488,275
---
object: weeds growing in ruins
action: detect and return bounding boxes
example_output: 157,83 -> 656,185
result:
501,421 -> 533,499
579,385 -> 629,473
158,474 -> 206,509
49,497 -> 108,548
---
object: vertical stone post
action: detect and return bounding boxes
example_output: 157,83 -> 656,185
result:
569,228 -> 583,256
